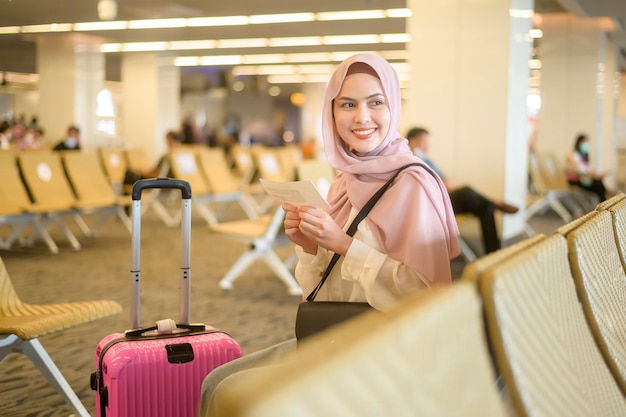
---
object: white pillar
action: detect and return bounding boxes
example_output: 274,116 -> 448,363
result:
121,53 -> 180,164
406,0 -> 534,239
536,14 -> 619,188
300,83 -> 327,157
37,35 -> 104,150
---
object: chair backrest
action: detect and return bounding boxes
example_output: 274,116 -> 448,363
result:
480,233 -> 626,417
528,151 -> 551,195
98,147 -> 128,187
251,147 -> 288,182
196,147 -> 242,194
62,151 -> 117,207
596,192 -> 626,211
0,152 -> 34,214
295,159 -> 337,199
230,144 -> 260,185
215,283 -> 508,417
565,209 -> 626,393
539,151 -> 570,190
125,147 -> 154,175
461,234 -> 546,284
0,256 -> 26,317
274,145 -> 302,181
168,146 -> 211,195
17,151 -> 77,211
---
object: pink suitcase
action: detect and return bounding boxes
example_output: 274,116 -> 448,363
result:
91,178 -> 243,417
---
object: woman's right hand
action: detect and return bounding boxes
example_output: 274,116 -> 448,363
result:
282,202 -> 318,254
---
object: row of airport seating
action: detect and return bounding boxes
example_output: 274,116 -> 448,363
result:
0,150 -> 133,254
209,193 -> 626,417
526,150 -> 597,228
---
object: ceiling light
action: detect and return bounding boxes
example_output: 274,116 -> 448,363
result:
0,26 -> 20,34
174,56 -> 201,66
169,40 -> 216,50
21,23 -> 73,33
122,42 -> 168,52
187,16 -> 249,27
217,38 -> 268,48
386,9 -> 412,18
249,13 -> 315,24
243,54 -> 285,64
317,10 -> 385,21
128,18 -> 187,29
74,21 -> 127,31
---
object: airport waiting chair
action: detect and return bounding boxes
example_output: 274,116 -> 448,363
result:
564,209 -> 626,393
195,147 -> 262,218
479,233 -> 626,416
212,205 -> 301,295
0,256 -> 122,417
10,152 -> 83,252
210,283 -> 508,417
0,151 -> 63,253
98,147 -> 129,195
18,151 -> 109,242
526,151 -> 584,225
62,151 -> 132,234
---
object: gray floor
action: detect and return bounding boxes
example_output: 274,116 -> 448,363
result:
0,202 -> 565,417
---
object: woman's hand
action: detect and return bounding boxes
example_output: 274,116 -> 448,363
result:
294,205 -> 353,256
282,202 -> 318,254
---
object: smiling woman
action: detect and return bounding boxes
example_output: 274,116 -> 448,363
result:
198,52 -> 461,417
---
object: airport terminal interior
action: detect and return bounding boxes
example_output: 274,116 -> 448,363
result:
1,0 -> 626,416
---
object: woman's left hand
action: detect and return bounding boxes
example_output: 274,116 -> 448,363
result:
297,206 -> 353,256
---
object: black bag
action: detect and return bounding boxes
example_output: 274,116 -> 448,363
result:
294,163 -> 427,343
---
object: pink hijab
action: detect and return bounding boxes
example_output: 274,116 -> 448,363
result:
323,53 -> 460,285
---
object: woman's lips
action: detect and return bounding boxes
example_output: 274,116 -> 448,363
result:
352,128 -> 376,139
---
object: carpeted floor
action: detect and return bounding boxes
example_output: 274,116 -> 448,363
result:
0,200 -> 564,417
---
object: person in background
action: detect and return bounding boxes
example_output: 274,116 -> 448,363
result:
199,53 -> 461,417
565,133 -> 608,203
0,120 -> 12,149
407,126 -> 518,254
52,125 -> 81,151
123,129 -> 182,185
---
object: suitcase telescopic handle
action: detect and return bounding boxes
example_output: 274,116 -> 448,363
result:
130,178 -> 193,330
131,178 -> 192,200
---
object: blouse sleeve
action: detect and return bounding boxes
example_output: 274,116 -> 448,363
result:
293,245 -> 328,300
340,237 -> 429,311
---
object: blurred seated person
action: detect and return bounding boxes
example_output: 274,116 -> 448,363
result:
565,133 -> 608,202
53,125 -> 81,151
407,127 -> 518,254
123,129 -> 181,185
0,120 -> 12,149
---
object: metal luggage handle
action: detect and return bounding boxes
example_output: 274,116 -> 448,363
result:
131,177 -> 192,200
130,178 -> 193,330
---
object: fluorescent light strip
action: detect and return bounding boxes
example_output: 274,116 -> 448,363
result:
0,8 -> 410,35
0,26 -> 20,34
74,21 -> 128,31
102,33 -> 408,53
217,38 -> 268,48
21,23 -> 72,33
175,50 -> 407,67
316,10 -> 385,21
128,18 -> 188,29
169,40 -> 217,50
249,13 -> 315,24
187,16 -> 249,27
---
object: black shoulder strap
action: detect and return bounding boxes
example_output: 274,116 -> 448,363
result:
306,162 -> 431,301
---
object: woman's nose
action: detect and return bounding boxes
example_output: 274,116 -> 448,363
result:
354,105 -> 371,123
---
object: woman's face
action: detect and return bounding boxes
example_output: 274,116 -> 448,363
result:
333,72 -> 391,154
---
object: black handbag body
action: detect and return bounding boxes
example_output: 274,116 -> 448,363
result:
295,163 -> 429,344
295,301 -> 373,341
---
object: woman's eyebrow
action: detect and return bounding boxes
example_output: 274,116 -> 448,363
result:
335,92 -> 385,101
